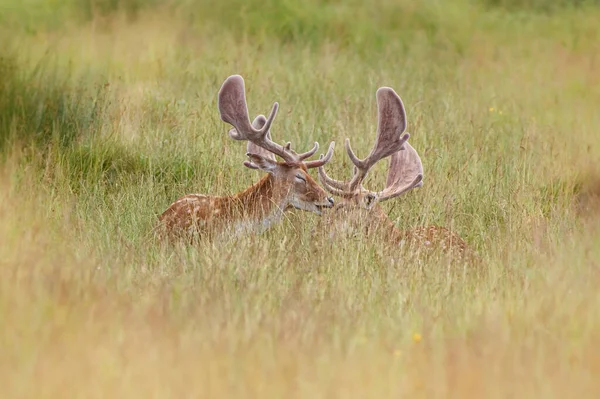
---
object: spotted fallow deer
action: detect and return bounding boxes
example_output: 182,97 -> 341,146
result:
317,86 -> 469,259
158,75 -> 335,240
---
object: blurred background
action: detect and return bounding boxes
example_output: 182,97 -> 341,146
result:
1,1 -> 600,397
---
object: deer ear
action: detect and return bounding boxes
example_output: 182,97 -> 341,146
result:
246,153 -> 279,174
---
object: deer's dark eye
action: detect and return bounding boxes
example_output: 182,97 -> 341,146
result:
295,173 -> 307,183
365,194 -> 376,207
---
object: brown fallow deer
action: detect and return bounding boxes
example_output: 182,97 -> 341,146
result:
158,75 -> 335,240
317,86 -> 470,259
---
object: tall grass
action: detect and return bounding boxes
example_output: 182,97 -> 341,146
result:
1,0 -> 600,397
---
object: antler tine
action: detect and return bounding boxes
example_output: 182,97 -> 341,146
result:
258,101 -> 279,138
344,138 -> 366,170
297,142 -> 319,161
304,141 -> 335,169
318,168 -> 354,199
228,101 -> 279,140
243,115 -> 277,170
320,179 -> 353,198
345,86 -> 410,190
218,75 -> 296,163
318,164 -> 348,190
344,138 -> 369,189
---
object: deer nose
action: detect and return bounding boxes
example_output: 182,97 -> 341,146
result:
327,197 -> 334,205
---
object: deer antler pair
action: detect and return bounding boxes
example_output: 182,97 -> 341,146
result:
218,75 -> 334,169
318,87 -> 424,202
218,75 -> 422,204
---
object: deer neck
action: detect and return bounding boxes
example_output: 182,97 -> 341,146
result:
326,203 -> 400,242
358,204 -> 401,241
226,174 -> 288,234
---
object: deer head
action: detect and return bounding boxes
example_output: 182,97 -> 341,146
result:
314,88 -> 473,259
317,86 -> 423,210
218,75 -> 335,215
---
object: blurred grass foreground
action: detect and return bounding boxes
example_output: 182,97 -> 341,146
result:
1,0 -> 600,397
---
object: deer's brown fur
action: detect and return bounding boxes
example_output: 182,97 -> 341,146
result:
158,75 -> 335,241
160,163 -> 331,239
324,198 -> 469,259
318,85 -> 471,259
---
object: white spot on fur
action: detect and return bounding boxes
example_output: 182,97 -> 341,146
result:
231,207 -> 285,236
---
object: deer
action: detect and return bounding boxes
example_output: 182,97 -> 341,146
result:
158,75 -> 335,241
316,85 -> 470,259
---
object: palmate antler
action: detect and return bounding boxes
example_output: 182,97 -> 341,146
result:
218,75 -> 334,169
318,86 -> 423,202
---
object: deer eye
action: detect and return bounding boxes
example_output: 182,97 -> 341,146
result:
295,173 -> 307,183
365,194 -> 376,208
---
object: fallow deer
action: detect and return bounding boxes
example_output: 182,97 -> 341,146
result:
317,86 -> 470,259
158,75 -> 335,240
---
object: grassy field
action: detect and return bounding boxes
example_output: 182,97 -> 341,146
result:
1,0 -> 600,397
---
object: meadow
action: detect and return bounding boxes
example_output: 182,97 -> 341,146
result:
1,0 -> 600,397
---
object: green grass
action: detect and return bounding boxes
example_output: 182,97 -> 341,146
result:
1,0 -> 600,397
